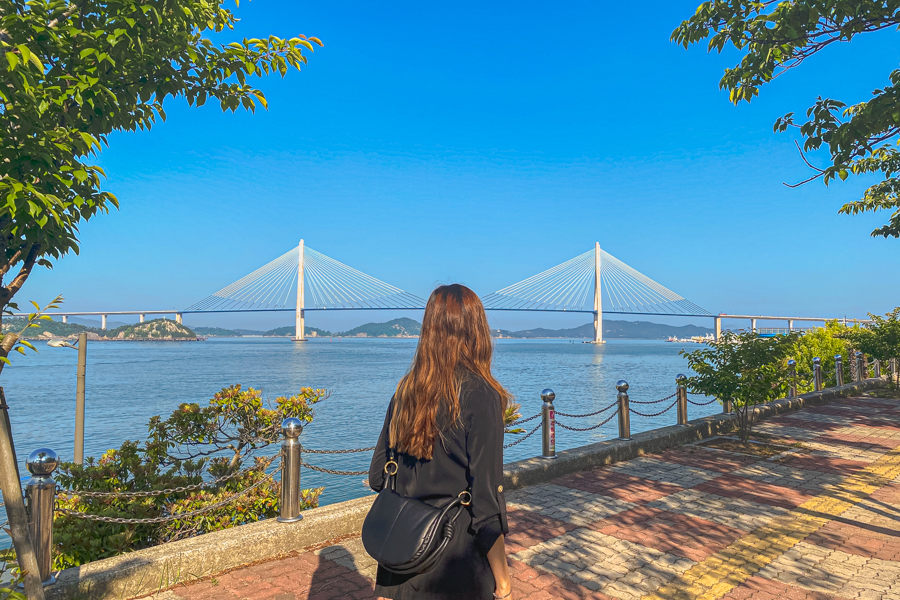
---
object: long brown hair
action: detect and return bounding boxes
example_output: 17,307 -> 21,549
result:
390,284 -> 511,460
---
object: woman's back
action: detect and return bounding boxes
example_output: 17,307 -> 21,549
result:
366,284 -> 512,600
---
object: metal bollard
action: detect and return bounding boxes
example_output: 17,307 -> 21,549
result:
813,357 -> 823,392
616,380 -> 631,440
788,359 -> 797,398
25,448 -> 58,586
874,359 -> 882,378
676,374 -> 688,426
856,352 -> 865,382
540,389 -> 556,459
835,355 -> 844,387
278,418 -> 303,523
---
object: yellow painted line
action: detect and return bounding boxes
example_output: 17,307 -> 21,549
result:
641,444 -> 900,600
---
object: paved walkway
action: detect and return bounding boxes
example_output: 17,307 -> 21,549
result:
148,393 -> 900,600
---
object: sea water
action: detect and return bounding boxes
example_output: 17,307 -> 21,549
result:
1,338 -> 718,537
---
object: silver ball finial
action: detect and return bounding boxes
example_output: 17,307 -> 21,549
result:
540,389 -> 555,403
676,374 -> 687,384
787,359 -> 796,367
281,417 -> 303,438
835,354 -> 842,360
813,357 -> 821,364
26,448 -> 58,477
616,380 -> 629,393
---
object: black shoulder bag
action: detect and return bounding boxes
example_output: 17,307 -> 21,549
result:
361,451 -> 471,575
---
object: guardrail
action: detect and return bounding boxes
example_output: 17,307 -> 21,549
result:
18,351 -> 898,588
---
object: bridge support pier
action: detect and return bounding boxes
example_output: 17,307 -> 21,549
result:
713,316 -> 721,341
139,314 -> 145,323
293,240 -> 307,342
61,315 -> 67,324
750,318 -> 757,333
175,313 -> 183,325
101,315 -> 107,330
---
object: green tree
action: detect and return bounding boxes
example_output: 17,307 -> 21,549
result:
841,307 -> 900,388
791,320 -> 855,392
681,330 -> 799,442
0,0 -> 321,592
53,385 -> 327,568
673,2 -> 900,238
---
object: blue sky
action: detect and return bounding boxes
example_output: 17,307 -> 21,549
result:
20,0 -> 900,332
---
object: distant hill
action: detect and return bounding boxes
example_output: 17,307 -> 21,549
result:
337,317 -> 421,338
193,327 -> 242,337
4,317 -> 198,341
263,326 -> 332,337
494,320 -> 713,339
101,318 -> 198,340
185,318 -> 713,341
2,317 -> 91,338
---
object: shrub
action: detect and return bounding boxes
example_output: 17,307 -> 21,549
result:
681,330 -> 799,442
52,385 -> 327,568
791,321 -> 855,392
841,308 -> 900,390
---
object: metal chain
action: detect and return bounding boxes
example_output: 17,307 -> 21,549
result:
503,421 -> 542,449
300,445 -> 376,454
629,392 -> 677,405
556,400 -> 618,419
58,455 -> 280,498
300,461 -> 368,476
687,397 -> 718,406
55,468 -> 281,524
556,409 -> 619,432
510,413 -> 542,426
629,399 -> 679,418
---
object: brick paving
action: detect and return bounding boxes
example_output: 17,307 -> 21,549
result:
144,391 -> 900,600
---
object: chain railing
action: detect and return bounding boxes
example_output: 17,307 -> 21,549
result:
55,465 -> 282,525
503,421 -> 542,449
58,456 -> 279,499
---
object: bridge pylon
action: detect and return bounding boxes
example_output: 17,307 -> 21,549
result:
591,241 -> 605,344
293,240 -> 306,342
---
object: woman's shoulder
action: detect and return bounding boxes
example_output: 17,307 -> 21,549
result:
459,372 -> 502,416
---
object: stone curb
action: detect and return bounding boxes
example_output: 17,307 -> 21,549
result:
46,377 -> 885,599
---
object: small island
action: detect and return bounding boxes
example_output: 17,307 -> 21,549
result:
4,317 -> 200,341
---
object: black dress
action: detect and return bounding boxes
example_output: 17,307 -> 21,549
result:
368,373 -> 509,600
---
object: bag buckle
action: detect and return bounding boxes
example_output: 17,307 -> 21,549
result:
384,460 -> 398,475
458,490 -> 472,506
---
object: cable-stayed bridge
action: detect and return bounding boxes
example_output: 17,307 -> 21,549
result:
29,241 -> 861,339
44,241 -> 706,343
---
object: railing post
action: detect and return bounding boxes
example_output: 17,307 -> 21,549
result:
835,355 -> 844,387
874,359 -> 881,378
855,352 -> 864,382
540,389 -> 556,460
676,374 -> 688,426
278,417 -> 303,523
788,360 -> 797,398
813,357 -> 823,392
722,398 -> 733,413
891,358 -> 898,381
24,448 -> 58,586
616,380 -> 631,440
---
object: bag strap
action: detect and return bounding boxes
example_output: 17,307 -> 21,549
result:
383,449 -> 473,501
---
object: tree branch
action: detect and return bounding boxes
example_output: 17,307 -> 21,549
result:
0,243 -> 40,306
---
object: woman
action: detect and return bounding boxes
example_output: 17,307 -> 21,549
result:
368,284 -> 513,600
